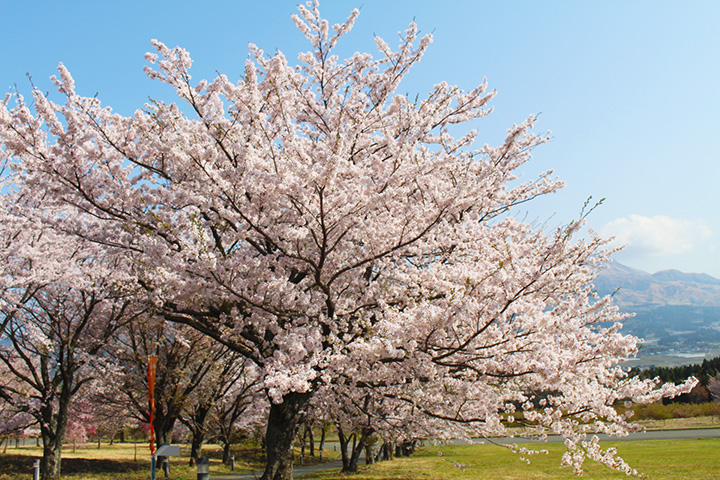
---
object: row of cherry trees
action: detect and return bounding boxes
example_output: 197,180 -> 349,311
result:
1,2 -> 695,480
0,210 -> 265,477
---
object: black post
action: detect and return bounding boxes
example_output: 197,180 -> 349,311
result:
230,454 -> 236,471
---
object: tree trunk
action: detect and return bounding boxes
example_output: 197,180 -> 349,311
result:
189,432 -> 204,466
222,439 -> 231,465
153,413 -> 176,475
299,433 -> 305,465
382,441 -> 393,461
39,386 -> 71,480
318,427 -> 326,461
40,436 -> 62,480
346,437 -> 366,473
184,403 -> 211,466
306,423 -> 314,457
259,391 -> 312,480
345,428 -> 371,473
336,425 -> 351,471
337,425 -> 371,474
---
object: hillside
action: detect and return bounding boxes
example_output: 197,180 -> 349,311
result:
594,262 -> 720,307
594,262 -> 720,368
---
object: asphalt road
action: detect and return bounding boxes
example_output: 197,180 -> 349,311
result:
212,428 -> 720,479
212,457 -> 345,480
449,427 -> 720,444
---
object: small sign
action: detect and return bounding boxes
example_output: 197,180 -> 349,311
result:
153,445 -> 180,457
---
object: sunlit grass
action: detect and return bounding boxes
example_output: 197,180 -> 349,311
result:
300,438 -> 720,480
1,436 -> 719,479
0,441 -> 330,479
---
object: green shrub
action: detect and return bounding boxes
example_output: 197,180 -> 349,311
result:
621,401 -> 719,420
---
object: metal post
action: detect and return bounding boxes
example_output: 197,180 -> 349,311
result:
196,457 -> 210,480
33,459 -> 40,480
230,454 -> 235,471
151,456 -> 156,480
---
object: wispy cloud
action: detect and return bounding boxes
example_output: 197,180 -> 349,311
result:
601,215 -> 711,257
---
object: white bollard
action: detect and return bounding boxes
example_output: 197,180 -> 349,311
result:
196,457 -> 210,480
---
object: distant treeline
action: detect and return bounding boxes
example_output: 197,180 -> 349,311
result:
630,355 -> 720,404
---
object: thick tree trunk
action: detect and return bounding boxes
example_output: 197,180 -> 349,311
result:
260,392 -> 312,480
39,386 -> 70,480
153,411 -> 176,475
40,434 -> 62,480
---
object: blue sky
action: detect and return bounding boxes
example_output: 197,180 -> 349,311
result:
2,1 -> 719,277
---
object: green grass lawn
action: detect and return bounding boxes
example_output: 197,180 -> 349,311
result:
0,442 -> 327,480
1,437 -> 718,479
300,438 -> 720,480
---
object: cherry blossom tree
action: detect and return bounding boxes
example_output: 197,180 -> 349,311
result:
708,372 -> 720,404
0,193 -> 144,480
0,2 -> 695,479
209,361 -> 264,464
0,382 -> 36,452
179,346 -> 255,465
106,317 -> 221,455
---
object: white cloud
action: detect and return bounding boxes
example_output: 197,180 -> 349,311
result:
601,215 -> 711,257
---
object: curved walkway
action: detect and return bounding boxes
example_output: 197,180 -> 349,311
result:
212,458 -> 345,479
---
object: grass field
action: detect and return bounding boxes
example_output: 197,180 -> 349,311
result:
301,438 -> 720,480
0,442 -> 329,480
1,431 -> 718,479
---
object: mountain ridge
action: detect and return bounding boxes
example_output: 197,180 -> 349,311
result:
594,262 -> 720,307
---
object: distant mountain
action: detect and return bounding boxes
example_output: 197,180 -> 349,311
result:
594,262 -> 720,307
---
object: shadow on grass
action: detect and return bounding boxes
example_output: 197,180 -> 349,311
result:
1,454 -> 146,476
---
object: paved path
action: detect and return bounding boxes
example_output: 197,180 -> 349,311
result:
212,458 -> 345,479
448,427 -> 720,445
212,428 -> 720,479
